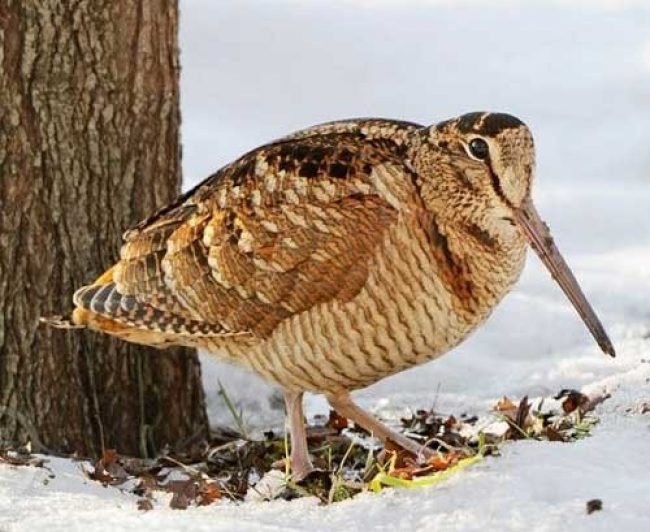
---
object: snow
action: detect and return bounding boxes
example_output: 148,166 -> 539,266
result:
2,1 -> 650,530
2,355 -> 649,531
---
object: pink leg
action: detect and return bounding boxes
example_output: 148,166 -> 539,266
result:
327,392 -> 434,461
284,390 -> 314,481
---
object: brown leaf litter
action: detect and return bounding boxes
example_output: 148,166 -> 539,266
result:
0,389 -> 609,510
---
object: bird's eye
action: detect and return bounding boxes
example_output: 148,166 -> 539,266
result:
469,138 -> 489,160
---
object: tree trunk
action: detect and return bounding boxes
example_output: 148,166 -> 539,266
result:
0,0 -> 209,457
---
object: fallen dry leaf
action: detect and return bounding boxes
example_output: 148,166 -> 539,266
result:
326,410 -> 349,432
137,498 -> 154,511
168,479 -> 197,510
544,426 -> 566,442
556,390 -> 590,414
495,396 -> 517,412
496,396 -> 533,440
429,451 -> 465,472
197,481 -> 222,506
377,441 -> 416,469
86,449 -> 128,486
388,466 -> 415,481
443,415 -> 458,431
383,449 -> 468,482
509,396 -> 532,440
586,499 -> 603,514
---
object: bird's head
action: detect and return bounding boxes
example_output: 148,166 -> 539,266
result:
414,111 -> 615,357
430,111 -> 534,209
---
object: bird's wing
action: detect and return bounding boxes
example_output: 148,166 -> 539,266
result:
74,120 -> 420,339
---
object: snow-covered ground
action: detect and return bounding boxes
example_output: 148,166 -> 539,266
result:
2,1 -> 650,530
1,353 -> 648,531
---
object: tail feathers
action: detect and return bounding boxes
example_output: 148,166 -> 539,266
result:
73,282 -> 231,337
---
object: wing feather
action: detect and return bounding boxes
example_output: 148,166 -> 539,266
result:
74,119 -> 421,340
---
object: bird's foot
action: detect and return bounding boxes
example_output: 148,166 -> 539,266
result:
289,451 -> 315,483
327,392 -> 434,464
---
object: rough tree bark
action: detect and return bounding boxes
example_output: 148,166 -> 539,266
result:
0,0 -> 209,457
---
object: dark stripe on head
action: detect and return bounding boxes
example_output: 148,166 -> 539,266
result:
487,165 -> 514,208
455,112 -> 485,133
456,112 -> 524,137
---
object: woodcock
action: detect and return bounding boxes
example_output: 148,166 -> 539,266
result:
68,112 -> 615,480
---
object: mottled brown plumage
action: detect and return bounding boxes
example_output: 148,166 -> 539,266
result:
69,112 -> 614,480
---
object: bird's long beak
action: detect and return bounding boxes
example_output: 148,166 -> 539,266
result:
514,197 -> 615,357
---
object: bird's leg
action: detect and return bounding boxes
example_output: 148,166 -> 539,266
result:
326,392 -> 434,461
283,390 -> 314,481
